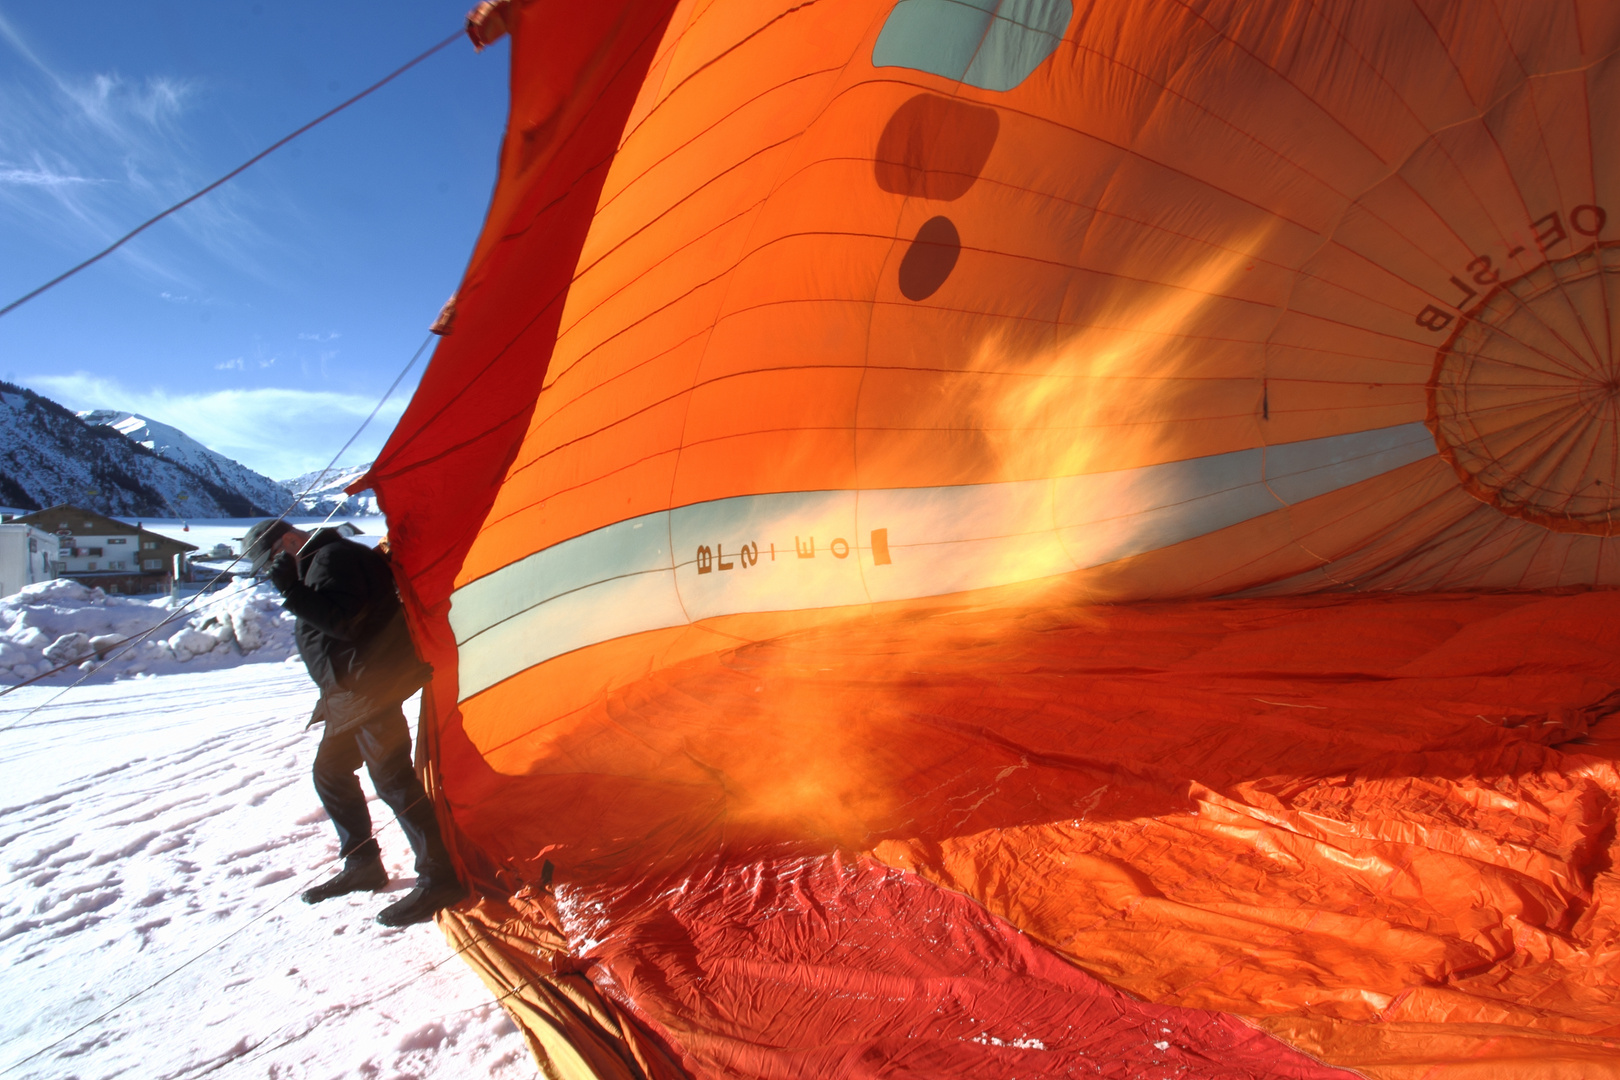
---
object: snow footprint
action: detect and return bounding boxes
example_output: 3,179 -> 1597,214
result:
6,836 -> 73,873
90,830 -> 161,866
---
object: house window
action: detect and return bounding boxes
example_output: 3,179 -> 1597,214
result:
86,547 -> 103,557
87,562 -> 97,571
107,537 -> 128,545
141,541 -> 158,550
112,561 -> 126,570
143,559 -> 162,570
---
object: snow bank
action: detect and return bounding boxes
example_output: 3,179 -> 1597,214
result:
0,577 -> 297,684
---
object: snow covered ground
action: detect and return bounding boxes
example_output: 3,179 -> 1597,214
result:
0,666 -> 534,1079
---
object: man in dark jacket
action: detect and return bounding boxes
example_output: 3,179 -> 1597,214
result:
243,519 -> 466,927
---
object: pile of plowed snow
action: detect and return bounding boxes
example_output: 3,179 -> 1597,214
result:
0,578 -> 297,684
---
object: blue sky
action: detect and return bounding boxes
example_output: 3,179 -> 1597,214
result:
0,2 -> 509,480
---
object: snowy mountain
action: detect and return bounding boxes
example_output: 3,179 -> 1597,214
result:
0,382 -> 271,518
279,461 -> 381,516
80,410 -> 294,518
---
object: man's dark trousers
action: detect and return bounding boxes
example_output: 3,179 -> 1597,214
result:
312,708 -> 452,886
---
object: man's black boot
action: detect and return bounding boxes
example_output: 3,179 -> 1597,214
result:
301,852 -> 388,904
375,878 -> 469,927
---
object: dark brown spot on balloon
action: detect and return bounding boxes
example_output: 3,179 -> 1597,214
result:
899,216 -> 960,301
875,94 -> 999,201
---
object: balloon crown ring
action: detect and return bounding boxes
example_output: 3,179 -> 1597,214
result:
1427,242 -> 1620,536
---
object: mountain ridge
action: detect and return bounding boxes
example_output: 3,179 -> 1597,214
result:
79,410 -> 295,518
0,382 -> 273,517
279,462 -> 380,517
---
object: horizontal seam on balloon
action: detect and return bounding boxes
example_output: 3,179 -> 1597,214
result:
1442,389 -> 1592,422
546,213 -> 1552,412
561,151 -> 1308,357
1436,373 -> 1605,393
558,179 -> 782,344
534,338 -> 1438,442
617,0 -> 827,150
458,565 -> 676,648
530,362 -> 1337,452
507,388 -> 1271,487
546,131 -> 1555,407
545,298 -> 1452,419
1223,460 -> 1458,589
464,429 -> 1426,600
548,148 -> 1321,372
458,470 -> 1358,646
539,230 -> 1290,391
516,361 -> 1431,485
480,412 -> 1354,548
547,62 -> 1386,366
520,353 -> 1272,486
1223,459 -> 1466,593
592,66 -> 841,226
463,487 -> 1213,641
463,624 -> 768,749
545,289 -> 1292,409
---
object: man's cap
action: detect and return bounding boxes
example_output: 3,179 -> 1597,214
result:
240,519 -> 293,573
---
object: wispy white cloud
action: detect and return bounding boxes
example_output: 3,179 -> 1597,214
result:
21,373 -> 411,481
0,164 -> 102,187
297,331 -> 340,342
0,9 -> 53,80
0,14 -> 270,287
215,358 -> 244,371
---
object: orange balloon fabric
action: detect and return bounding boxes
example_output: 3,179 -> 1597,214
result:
368,0 -> 1620,1076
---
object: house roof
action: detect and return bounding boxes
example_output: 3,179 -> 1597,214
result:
13,504 -> 198,553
